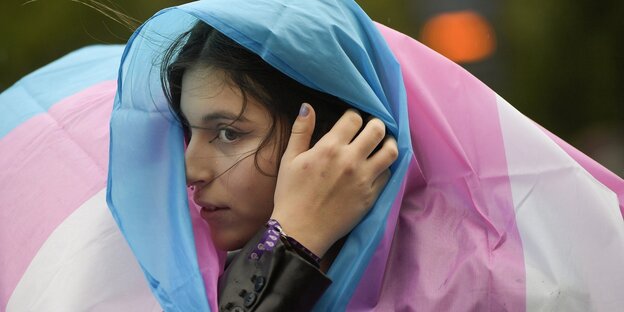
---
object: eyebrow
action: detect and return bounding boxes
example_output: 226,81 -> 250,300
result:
179,109 -> 250,125
201,110 -> 250,123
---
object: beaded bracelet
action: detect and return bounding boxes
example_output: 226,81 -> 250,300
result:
249,219 -> 322,268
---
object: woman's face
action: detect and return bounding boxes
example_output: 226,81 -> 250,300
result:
181,66 -> 279,251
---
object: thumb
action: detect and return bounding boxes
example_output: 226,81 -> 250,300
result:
282,103 -> 316,161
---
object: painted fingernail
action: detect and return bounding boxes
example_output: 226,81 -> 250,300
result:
299,103 -> 309,117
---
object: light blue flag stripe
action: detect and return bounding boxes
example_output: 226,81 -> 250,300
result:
0,45 -> 123,139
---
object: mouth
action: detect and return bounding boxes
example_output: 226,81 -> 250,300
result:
199,204 -> 230,221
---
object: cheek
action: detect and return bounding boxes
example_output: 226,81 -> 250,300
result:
255,144 -> 281,176
245,170 -> 278,205
227,157 -> 278,203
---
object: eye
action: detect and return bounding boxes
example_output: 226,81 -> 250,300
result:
216,128 -> 242,143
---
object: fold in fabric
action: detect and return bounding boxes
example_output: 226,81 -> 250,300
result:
2,0 -> 622,311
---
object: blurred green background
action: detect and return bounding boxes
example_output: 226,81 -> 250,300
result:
1,0 -> 622,176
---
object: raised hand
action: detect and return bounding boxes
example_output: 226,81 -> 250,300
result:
271,103 -> 398,257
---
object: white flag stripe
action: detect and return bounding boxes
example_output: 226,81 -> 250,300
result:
7,188 -> 160,312
496,95 -> 624,311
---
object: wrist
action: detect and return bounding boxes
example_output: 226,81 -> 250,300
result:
268,215 -> 331,258
267,219 -> 322,267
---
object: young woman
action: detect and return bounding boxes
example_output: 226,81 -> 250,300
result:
164,20 -> 398,310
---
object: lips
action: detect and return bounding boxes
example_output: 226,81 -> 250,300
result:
201,205 -> 228,212
198,203 -> 230,222
192,193 -> 230,221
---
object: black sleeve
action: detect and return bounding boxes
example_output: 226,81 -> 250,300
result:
218,228 -> 332,312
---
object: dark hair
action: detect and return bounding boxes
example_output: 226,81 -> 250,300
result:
160,21 -> 354,175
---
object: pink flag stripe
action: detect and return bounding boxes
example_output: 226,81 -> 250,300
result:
347,162 -> 410,311
0,81 -> 116,309
347,24 -> 526,311
189,193 -> 225,312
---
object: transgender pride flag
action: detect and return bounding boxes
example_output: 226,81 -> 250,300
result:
2,1 -> 623,311
0,46 -> 159,311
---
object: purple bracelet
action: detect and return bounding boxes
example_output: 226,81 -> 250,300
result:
249,219 -> 322,268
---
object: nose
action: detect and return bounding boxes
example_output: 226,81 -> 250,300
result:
185,137 -> 214,189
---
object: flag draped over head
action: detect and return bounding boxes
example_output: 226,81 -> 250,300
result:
108,0 -> 624,311
2,0 -> 623,311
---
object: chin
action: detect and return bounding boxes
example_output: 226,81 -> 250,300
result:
209,221 -> 269,251
211,230 -> 252,252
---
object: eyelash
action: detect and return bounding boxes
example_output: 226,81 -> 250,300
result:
209,127 -> 246,144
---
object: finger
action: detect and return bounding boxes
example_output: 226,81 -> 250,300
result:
323,109 -> 363,144
282,103 -> 316,161
371,169 -> 392,194
367,136 -> 398,176
350,117 -> 386,157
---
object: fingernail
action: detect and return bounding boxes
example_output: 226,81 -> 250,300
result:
299,103 -> 309,117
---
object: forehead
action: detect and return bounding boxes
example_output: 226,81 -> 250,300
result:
180,66 -> 269,125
